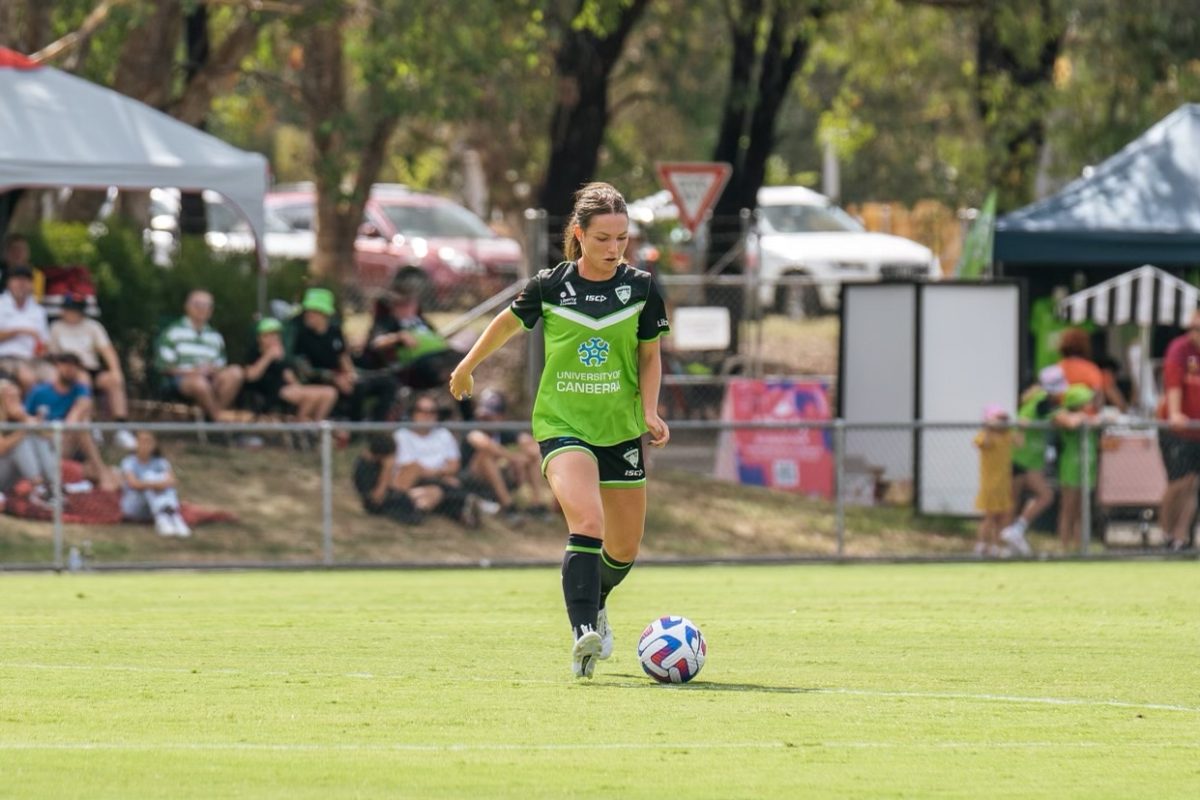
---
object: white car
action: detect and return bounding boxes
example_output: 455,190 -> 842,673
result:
751,186 -> 938,316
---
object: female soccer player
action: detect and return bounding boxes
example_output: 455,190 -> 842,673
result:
449,182 -> 670,679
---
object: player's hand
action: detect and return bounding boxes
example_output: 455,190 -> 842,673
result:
645,411 -> 669,448
1169,411 -> 1190,430
449,368 -> 474,401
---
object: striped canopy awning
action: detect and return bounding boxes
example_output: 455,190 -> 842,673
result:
1057,265 -> 1199,326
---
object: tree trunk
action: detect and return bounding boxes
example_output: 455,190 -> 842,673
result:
706,2 -> 824,351
179,4 -> 213,237
975,0 -> 1066,211
537,0 -> 650,225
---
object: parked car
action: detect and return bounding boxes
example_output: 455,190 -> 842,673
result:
266,184 -> 524,308
628,186 -> 939,316
146,188 -> 315,265
750,186 -> 939,316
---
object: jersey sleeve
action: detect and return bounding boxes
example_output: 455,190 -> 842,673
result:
637,278 -> 670,341
509,274 -> 543,330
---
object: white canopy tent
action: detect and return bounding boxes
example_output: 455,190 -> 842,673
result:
1057,264 -> 1198,412
0,47 -> 269,302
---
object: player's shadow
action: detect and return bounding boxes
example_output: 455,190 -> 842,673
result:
608,673 -> 817,694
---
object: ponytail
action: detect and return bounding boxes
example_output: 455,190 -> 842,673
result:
562,214 -> 581,261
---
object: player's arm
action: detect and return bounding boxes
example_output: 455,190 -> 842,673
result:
638,338 -> 669,447
449,310 -> 524,400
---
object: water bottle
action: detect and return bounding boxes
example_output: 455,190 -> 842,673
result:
67,546 -> 83,573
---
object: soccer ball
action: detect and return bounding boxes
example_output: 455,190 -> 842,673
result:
637,615 -> 706,684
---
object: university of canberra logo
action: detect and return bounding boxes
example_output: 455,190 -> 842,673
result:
577,337 -> 610,366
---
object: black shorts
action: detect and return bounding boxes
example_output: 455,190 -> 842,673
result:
538,435 -> 646,487
1159,430 -> 1200,481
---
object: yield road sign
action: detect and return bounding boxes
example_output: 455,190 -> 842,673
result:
655,162 -> 733,233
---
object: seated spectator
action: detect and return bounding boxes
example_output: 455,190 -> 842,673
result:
118,430 -> 190,537
0,233 -> 44,298
288,287 -> 397,421
0,377 -> 56,495
366,286 -> 469,417
154,289 -> 245,421
49,293 -> 134,449
0,264 -> 48,392
352,433 -> 427,525
25,353 -> 117,490
244,318 -> 338,422
462,388 -> 550,521
392,393 -> 497,525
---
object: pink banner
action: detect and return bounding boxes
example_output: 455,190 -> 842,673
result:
714,379 -> 833,498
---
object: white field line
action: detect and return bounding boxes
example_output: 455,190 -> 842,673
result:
2,660 -> 1197,715
0,741 -> 1189,753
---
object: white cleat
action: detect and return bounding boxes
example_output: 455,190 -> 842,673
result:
596,607 -> 613,660
571,626 -> 602,679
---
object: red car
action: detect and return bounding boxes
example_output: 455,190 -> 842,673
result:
267,184 -> 524,308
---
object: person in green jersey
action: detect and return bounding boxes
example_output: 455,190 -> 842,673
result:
449,182 -> 670,680
1054,384 -> 1099,551
999,364 -> 1064,556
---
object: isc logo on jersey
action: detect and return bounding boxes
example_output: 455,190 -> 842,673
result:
622,447 -> 643,477
585,294 -> 606,302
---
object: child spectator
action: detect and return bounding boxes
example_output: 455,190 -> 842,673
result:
1055,384 -> 1099,551
119,430 -> 190,537
1000,365 -> 1064,556
244,317 -> 338,422
974,404 -> 1015,557
49,293 -> 134,449
462,388 -> 550,521
393,393 -> 496,526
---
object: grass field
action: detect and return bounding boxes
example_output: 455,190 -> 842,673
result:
2,563 -> 1198,799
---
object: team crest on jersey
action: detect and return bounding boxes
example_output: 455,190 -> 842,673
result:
622,448 -> 640,469
577,337 -> 610,366
616,285 -> 632,304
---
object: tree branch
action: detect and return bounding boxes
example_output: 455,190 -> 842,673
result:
30,0 -> 131,64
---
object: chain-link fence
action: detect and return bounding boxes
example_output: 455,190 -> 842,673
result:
1,418 -> 1192,571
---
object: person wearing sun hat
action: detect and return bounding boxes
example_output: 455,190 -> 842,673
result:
244,316 -> 337,423
286,287 -> 398,421
1054,383 -> 1098,551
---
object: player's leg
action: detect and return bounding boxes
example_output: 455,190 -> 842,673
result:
543,445 -> 604,677
595,484 -> 646,658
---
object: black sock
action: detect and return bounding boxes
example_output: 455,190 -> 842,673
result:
599,548 -> 634,609
561,533 -> 602,638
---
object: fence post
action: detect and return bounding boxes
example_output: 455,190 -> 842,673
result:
51,422 -> 64,569
1080,420 -> 1092,556
522,208 -> 547,402
834,418 -> 846,558
320,421 -> 333,566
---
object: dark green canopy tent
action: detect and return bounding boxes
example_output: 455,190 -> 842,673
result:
995,104 -> 1200,267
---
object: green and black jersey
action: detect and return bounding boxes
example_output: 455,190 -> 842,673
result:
510,261 -> 670,446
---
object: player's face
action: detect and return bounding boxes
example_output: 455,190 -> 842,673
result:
576,214 -> 629,272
